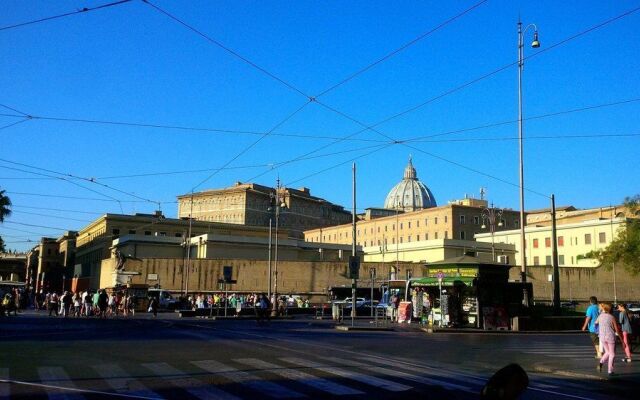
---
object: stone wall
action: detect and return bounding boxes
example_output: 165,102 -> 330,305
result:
101,257 -> 420,300
509,265 -> 640,303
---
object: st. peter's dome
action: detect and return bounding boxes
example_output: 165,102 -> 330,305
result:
383,157 -> 437,211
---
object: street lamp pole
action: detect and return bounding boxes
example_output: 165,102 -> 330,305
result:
481,203 -> 504,261
270,178 -> 287,314
609,206 -> 618,305
517,19 -> 540,307
267,217 -> 272,300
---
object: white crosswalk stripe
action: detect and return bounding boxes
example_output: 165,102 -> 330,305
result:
37,367 -> 84,400
280,357 -> 412,392
142,362 -> 240,400
92,363 -> 162,398
319,356 -> 474,393
357,356 -> 487,386
234,358 -> 364,396
0,368 -> 10,400
191,360 -> 305,399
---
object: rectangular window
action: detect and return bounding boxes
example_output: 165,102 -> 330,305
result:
444,216 -> 448,223
534,256 -> 540,266
460,215 -> 466,225
474,216 -> 480,225
408,221 -> 412,229
559,255 -> 565,265
128,230 -> 136,235
425,233 -> 429,240
424,218 -> 428,225
377,227 -> 380,233
159,232 -> 167,236
434,217 -> 438,225
545,237 -> 551,248
416,220 -> 420,228
585,234 -> 592,245
175,233 -> 182,237
392,238 -> 395,244
400,237 -> 403,243
545,255 -> 552,265
400,223 -> 403,230
533,238 -> 539,248
112,229 -> 120,235
408,236 -> 411,242
385,226 -> 388,232
434,232 -> 438,239
144,231 -> 151,236
460,231 -> 466,240
392,224 -> 395,231
558,236 -> 564,247
444,231 -> 448,239
416,234 -> 420,241
599,232 -> 606,243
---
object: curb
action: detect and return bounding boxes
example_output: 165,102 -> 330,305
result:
335,325 -> 393,332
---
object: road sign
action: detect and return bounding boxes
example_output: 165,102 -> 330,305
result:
348,256 -> 360,279
437,271 -> 445,279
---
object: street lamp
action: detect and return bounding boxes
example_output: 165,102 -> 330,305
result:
481,203 -> 504,261
268,178 -> 287,313
517,19 -> 540,306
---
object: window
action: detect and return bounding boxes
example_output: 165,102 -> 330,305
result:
545,237 -> 551,248
584,234 -> 592,245
474,216 -> 480,225
144,231 -> 151,236
545,255 -> 552,265
392,224 -> 395,231
444,231 -> 448,239
129,230 -> 136,234
384,226 -> 388,232
460,231 -> 466,240
434,217 -> 438,225
416,234 -> 420,241
392,238 -> 395,244
47,249 -> 51,255
377,227 -> 380,233
175,233 -> 182,237
444,216 -> 448,223
460,215 -> 466,224
400,237 -> 403,243
424,218 -> 428,225
599,232 -> 606,243
425,233 -> 429,240
558,236 -> 564,247
559,255 -> 565,265
533,256 -> 540,265
514,220 -> 519,228
112,229 -> 120,235
533,238 -> 539,248
408,221 -> 411,229
400,223 -> 403,230
435,232 -> 439,239
159,232 -> 167,236
416,220 -> 420,228
408,236 -> 411,242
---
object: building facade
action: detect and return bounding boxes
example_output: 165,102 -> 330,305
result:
176,182 -> 352,238
25,232 -> 77,293
476,217 -> 627,267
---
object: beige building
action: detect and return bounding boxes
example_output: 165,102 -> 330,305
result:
476,217 -> 627,267
305,200 -> 520,255
526,204 -> 638,226
26,232 -> 76,292
177,182 -> 352,237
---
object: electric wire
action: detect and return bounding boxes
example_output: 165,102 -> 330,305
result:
0,0 -> 133,32
3,221 -> 70,231
0,118 -> 30,131
11,205 -> 104,215
5,191 -> 174,203
314,0 -> 489,98
10,210 -> 93,223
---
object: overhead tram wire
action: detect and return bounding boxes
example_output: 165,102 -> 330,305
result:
413,132 -> 640,143
0,0 -> 133,31
404,97 -> 640,142
0,158 -> 162,209
0,111 -> 388,143
10,210 -> 93,223
11,205 -> 105,215
314,0 -> 488,99
4,191 -> 173,203
4,221 -> 70,231
0,118 -> 30,131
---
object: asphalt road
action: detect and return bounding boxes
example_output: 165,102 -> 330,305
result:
1,311 -> 637,399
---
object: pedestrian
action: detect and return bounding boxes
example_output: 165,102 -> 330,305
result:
73,292 -> 82,317
61,291 -> 72,318
617,303 -> 633,363
581,296 -> 601,358
148,296 -> 158,318
595,303 -> 622,376
391,293 -> 400,322
97,289 -> 108,319
83,291 -> 93,317
127,293 -> 136,317
49,292 -> 59,317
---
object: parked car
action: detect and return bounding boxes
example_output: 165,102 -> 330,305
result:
147,289 -> 178,310
627,303 -> 640,313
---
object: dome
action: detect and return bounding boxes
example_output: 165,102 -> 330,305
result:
383,157 -> 437,211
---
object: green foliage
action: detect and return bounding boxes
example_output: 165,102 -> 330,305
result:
0,187 -> 11,222
597,195 -> 640,275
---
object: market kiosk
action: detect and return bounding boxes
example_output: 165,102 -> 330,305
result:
407,254 -> 513,329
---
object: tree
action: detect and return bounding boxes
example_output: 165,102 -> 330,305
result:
0,187 -> 11,222
596,195 -> 640,275
0,187 -> 11,252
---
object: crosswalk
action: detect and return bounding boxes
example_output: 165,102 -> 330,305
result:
0,354 -> 488,399
503,342 -> 597,359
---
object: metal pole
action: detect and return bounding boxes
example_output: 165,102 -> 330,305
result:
268,218 -> 272,300
274,200 -> 279,302
551,194 -> 560,315
351,163 -> 357,326
224,282 -> 228,317
370,268 -> 375,318
517,20 -> 529,308
395,204 -> 399,272
185,193 -> 194,297
610,207 -> 617,304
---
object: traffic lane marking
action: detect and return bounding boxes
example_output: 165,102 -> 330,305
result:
141,362 -> 240,400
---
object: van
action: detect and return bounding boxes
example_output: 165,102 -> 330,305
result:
147,289 -> 178,310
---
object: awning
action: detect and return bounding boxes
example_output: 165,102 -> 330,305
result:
410,276 -> 475,287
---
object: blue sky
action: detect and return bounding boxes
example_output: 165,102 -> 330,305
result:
1,0 -> 639,251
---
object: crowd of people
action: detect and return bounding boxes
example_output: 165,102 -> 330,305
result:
186,292 -> 310,315
582,296 -> 637,377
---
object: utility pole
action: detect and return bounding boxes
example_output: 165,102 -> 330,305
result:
267,217 -> 272,300
351,163 -> 357,326
551,194 -> 560,316
185,193 -> 194,296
